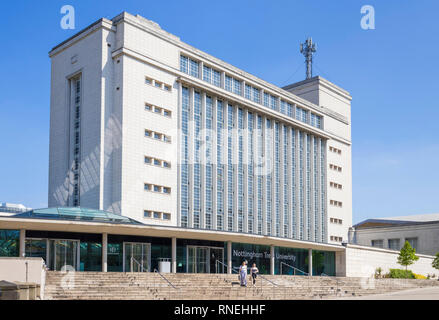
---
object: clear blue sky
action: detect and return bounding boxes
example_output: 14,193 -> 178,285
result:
1,0 -> 438,223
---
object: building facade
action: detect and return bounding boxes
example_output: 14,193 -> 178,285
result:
350,213 -> 439,256
48,12 -> 352,247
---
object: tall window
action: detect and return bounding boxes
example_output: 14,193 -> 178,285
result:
247,112 -> 254,234
71,76 -> 81,207
227,104 -> 234,231
265,119 -> 272,236
275,122 -> 281,237
291,128 -> 297,239
237,109 -> 244,232
205,96 -> 213,229
217,100 -> 224,230
257,115 -> 263,235
189,59 -> 199,77
180,87 -> 190,227
193,91 -> 202,228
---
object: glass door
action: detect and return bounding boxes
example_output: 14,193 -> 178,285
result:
49,239 -> 79,271
196,247 -> 208,273
187,246 -> 224,273
123,242 -> 151,272
210,248 -> 224,273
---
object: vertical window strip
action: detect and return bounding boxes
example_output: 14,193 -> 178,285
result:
180,87 -> 190,227
216,100 -> 224,230
193,91 -> 202,228
227,104 -> 234,231
247,112 -> 254,234
205,96 -> 213,229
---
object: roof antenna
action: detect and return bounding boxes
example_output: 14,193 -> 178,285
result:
300,38 -> 317,79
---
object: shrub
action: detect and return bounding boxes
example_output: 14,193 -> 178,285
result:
414,273 -> 427,280
388,268 -> 415,279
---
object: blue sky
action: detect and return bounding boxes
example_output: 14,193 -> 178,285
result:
0,0 -> 438,223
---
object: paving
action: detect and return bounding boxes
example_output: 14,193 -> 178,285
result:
334,285 -> 439,300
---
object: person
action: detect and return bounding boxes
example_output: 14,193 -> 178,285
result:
239,261 -> 247,287
250,263 -> 259,286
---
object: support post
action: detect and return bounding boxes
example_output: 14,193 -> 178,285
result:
172,237 -> 177,273
19,229 -> 26,257
227,241 -> 232,274
102,233 -> 108,272
270,245 -> 275,275
308,248 -> 313,276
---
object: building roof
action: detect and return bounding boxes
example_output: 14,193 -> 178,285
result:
11,207 -> 142,225
354,213 -> 439,229
0,202 -> 31,214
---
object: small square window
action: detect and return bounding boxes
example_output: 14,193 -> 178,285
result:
163,161 -> 171,168
163,187 -> 171,194
144,184 -> 152,191
164,135 -> 171,143
153,212 -> 161,219
163,213 -> 171,220
154,159 -> 161,166
154,107 -> 162,114
144,210 -> 152,218
164,110 -> 171,117
154,133 -> 162,140
145,77 -> 153,85
144,157 -> 152,164
145,130 -> 152,137
153,185 -> 161,192
164,85 -> 171,91
154,81 -> 162,88
145,104 -> 152,111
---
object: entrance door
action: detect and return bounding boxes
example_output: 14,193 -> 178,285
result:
49,239 -> 80,271
187,246 -> 224,273
123,242 -> 151,272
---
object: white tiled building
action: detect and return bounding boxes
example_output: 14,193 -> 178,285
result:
48,12 -> 352,244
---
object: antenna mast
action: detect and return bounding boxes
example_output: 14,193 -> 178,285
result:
300,38 -> 317,79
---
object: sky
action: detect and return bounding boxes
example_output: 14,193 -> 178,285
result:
0,0 -> 438,223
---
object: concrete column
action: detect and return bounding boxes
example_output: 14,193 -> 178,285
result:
19,229 -> 26,257
308,248 -> 313,276
270,245 -> 275,275
172,237 -> 177,273
227,241 -> 232,274
102,233 -> 108,272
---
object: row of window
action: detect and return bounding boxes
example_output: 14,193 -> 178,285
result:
330,217 -> 343,224
144,183 -> 171,194
143,210 -> 171,220
179,55 -> 323,130
145,76 -> 172,92
145,103 -> 172,118
371,237 -> 417,251
329,146 -> 342,155
329,200 -> 343,207
329,164 -> 342,172
144,156 -> 171,169
329,182 -> 343,190
330,236 -> 343,242
144,129 -> 172,143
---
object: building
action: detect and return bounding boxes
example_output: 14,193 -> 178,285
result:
350,213 -> 439,256
0,203 -> 31,216
2,12 -> 357,276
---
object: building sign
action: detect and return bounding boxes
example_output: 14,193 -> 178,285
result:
233,249 -> 296,262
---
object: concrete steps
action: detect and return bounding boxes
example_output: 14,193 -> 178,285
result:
44,272 -> 439,300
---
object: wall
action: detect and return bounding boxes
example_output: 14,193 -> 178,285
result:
344,244 -> 438,277
0,257 -> 46,299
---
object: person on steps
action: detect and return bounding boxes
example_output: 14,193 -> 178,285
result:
250,263 -> 259,286
239,261 -> 247,287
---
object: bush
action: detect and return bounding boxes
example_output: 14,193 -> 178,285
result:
414,273 -> 427,279
388,268 -> 415,279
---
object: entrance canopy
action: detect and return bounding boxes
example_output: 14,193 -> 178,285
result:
12,207 -> 142,225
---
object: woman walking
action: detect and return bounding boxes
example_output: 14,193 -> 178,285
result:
239,261 -> 248,287
250,263 -> 259,286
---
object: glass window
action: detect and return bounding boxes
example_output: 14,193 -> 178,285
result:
154,159 -> 161,166
163,187 -> 171,194
154,107 -> 162,114
0,230 -> 19,257
145,104 -> 152,111
145,77 -> 152,85
163,213 -> 171,220
153,185 -> 161,192
180,55 -> 188,73
405,238 -> 418,251
144,156 -> 152,164
233,78 -> 242,95
213,70 -> 221,87
388,239 -> 400,251
145,130 -> 152,137
25,239 -> 47,262
144,210 -> 152,218
153,212 -> 161,219
154,133 -> 162,140
190,59 -> 199,77
163,161 -> 170,168
371,239 -> 384,248
203,65 -> 212,83
144,183 -> 152,191
225,75 -> 232,92
164,110 -> 171,117
154,81 -> 162,88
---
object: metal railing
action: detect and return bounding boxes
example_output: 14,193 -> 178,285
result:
215,260 -> 238,274
153,269 -> 179,290
280,262 -> 309,276
130,257 -> 148,273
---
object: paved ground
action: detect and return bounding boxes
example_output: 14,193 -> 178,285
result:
334,286 -> 439,300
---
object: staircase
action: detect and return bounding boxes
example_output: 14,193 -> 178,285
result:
44,271 -> 439,300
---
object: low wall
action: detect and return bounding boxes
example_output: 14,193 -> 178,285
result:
0,257 -> 46,299
344,244 -> 438,277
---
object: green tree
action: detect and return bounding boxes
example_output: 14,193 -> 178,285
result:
432,253 -> 439,271
397,241 -> 419,270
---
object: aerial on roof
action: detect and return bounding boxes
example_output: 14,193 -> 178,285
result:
10,207 -> 143,225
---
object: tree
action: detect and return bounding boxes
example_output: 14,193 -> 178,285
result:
432,253 -> 439,271
397,241 -> 419,270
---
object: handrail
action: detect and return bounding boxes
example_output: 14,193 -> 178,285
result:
280,262 -> 309,276
216,260 -> 238,274
130,256 -> 148,273
153,269 -> 179,290
257,274 -> 278,286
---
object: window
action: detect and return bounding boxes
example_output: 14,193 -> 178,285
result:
163,161 -> 171,168
154,133 -> 162,140
189,59 -> 199,77
329,146 -> 342,155
213,70 -> 221,87
163,110 -> 172,117
145,130 -> 152,137
145,77 -> 153,85
153,185 -> 161,192
164,84 -> 172,92
330,182 -> 343,189
233,78 -> 242,95
163,213 -> 171,220
154,106 -> 162,114
330,200 -> 343,207
154,159 -> 161,166
203,65 -> 212,83
296,107 -> 308,123
371,239 -> 384,248
405,237 -> 418,251
144,157 -> 152,164
145,104 -> 152,111
388,239 -> 400,251
154,81 -> 162,88
144,210 -> 152,218
225,75 -> 232,92
144,184 -> 152,191
153,212 -> 161,219
180,55 -> 189,73
164,135 -> 171,143
163,187 -> 171,194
